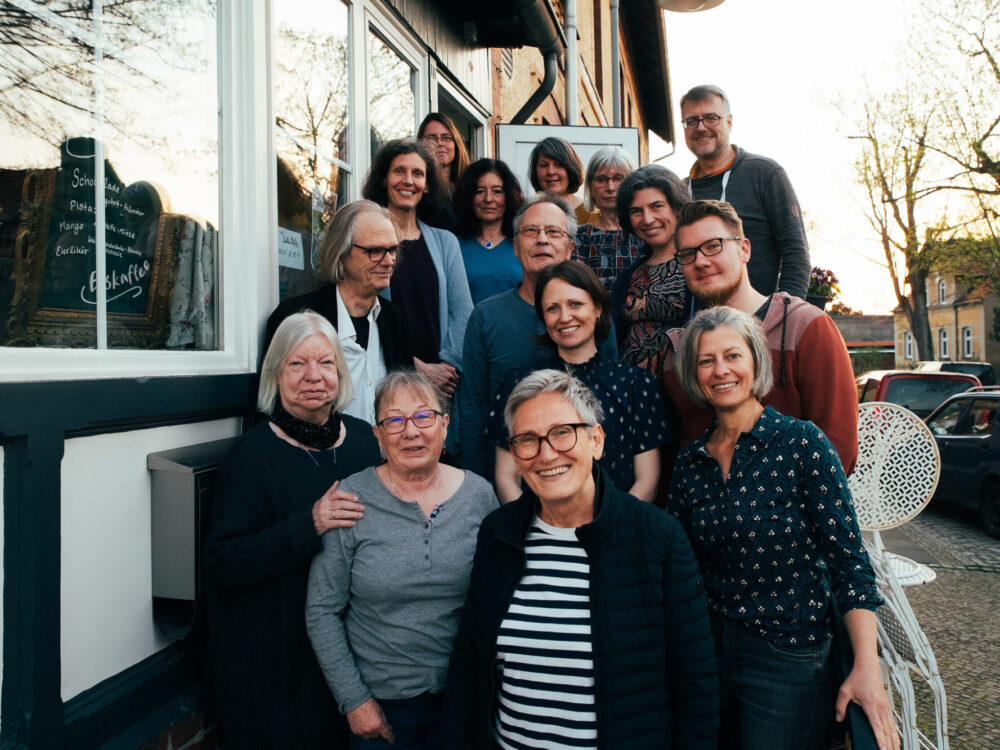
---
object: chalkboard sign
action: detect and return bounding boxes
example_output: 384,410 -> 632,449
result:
41,138 -> 161,316
4,137 -> 183,349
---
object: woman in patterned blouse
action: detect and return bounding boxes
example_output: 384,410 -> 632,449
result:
573,146 -> 645,291
611,165 -> 692,375
668,306 -> 898,750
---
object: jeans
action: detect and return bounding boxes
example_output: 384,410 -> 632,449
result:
712,615 -> 833,750
348,691 -> 443,750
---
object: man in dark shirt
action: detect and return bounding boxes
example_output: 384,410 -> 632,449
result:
680,84 -> 810,298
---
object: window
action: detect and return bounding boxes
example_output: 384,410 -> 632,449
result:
959,399 -> 997,437
928,399 -> 967,436
904,331 -> 914,360
938,278 -> 947,304
1,1 -> 220,351
963,327 -> 973,359
939,328 -> 949,359
366,28 -> 418,153
273,0 -> 351,301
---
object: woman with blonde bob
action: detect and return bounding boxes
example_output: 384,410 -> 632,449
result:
205,311 -> 382,749
668,306 -> 898,750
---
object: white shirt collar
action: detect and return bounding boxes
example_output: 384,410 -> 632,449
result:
335,287 -> 381,341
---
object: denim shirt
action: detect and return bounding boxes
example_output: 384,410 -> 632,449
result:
668,407 -> 881,646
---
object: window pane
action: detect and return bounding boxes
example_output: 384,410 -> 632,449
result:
1,1 -> 220,351
928,400 -> 965,436
273,0 -> 350,301
367,29 -> 416,153
960,399 -> 996,437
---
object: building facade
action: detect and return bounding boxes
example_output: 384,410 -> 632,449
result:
894,273 -> 1000,368
0,1 -> 679,747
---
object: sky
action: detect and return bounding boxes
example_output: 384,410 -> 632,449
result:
652,0 -> 916,314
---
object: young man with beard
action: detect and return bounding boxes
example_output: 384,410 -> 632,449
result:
658,200 -> 857,474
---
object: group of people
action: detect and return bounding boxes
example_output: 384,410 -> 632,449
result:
203,84 -> 898,750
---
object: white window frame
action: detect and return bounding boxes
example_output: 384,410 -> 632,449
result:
1,2 -> 269,383
904,331 -> 914,360
434,72 -> 492,158
939,328 -> 949,359
963,326 -> 973,359
938,278 -> 947,304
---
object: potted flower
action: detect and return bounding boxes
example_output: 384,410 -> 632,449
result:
806,266 -> 840,309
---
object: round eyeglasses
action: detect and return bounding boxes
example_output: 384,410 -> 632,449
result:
507,423 -> 591,460
675,236 -> 742,266
353,243 -> 399,263
376,410 -> 443,434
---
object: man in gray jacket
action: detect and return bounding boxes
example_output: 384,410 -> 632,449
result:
680,84 -> 810,298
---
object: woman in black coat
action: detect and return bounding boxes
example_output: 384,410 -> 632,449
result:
441,369 -> 718,750
204,311 -> 381,749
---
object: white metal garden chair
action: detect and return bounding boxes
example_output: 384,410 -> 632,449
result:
847,402 -> 949,750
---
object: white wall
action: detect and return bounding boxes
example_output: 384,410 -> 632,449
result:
60,419 -> 240,701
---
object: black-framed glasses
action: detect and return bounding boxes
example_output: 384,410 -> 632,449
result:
421,133 -> 454,144
681,113 -> 724,130
507,423 -> 591,460
377,410 -> 443,434
518,225 -> 568,239
676,236 -> 742,265
353,243 -> 399,263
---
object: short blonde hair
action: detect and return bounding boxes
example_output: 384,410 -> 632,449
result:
258,311 -> 353,415
674,307 -> 773,408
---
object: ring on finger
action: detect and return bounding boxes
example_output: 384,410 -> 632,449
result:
332,509 -> 338,520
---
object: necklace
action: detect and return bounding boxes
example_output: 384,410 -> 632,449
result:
479,233 -> 504,250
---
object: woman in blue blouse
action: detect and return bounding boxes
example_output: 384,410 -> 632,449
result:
492,261 -> 672,503
668,306 -> 898,750
453,159 -> 524,305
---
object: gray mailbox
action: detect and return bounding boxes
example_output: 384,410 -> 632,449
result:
148,437 -> 238,639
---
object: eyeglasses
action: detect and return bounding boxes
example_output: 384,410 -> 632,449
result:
376,409 -> 443,434
592,174 -> 625,187
681,113 -> 725,130
421,133 -> 454,144
508,423 -> 591,460
675,236 -> 742,265
518,225 -> 568,239
353,243 -> 399,263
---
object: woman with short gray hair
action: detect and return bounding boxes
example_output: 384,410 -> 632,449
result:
668,307 -> 898,750
574,146 -> 644,291
204,310 -> 382,749
307,369 -> 497,749
442,368 -> 718,749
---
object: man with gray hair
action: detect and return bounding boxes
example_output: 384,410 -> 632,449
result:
265,200 -> 411,424
680,84 -> 810,298
459,192 -> 617,479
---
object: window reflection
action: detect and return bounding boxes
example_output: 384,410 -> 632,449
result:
0,0 -> 219,350
273,0 -> 350,300
367,29 -> 416,153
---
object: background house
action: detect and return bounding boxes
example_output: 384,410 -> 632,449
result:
0,2 -> 687,748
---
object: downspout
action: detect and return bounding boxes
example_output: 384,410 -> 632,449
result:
566,0 -> 578,124
511,0 -> 564,125
611,0 -> 621,127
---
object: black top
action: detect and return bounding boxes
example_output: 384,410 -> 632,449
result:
440,468 -> 720,749
390,234 -> 441,363
203,417 -> 381,749
264,285 -> 412,371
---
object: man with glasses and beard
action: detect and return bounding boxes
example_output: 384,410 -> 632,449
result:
266,200 -> 412,425
658,200 -> 857,476
680,84 -> 810,299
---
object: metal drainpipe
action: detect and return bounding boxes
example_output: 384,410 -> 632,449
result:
611,0 -> 621,127
566,0 -> 578,124
511,0 -> 564,125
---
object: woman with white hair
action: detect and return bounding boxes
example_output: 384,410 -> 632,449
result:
204,310 -> 382,749
573,145 -> 644,291
668,306 -> 897,750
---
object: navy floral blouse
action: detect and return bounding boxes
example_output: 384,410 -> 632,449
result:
491,351 -> 674,493
667,407 -> 881,647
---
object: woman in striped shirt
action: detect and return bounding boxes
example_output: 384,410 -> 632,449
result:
441,369 -> 718,750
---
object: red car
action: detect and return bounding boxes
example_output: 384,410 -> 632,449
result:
855,370 -> 982,419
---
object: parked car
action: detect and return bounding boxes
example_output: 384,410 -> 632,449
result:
918,360 -> 996,386
856,370 -> 982,418
925,387 -> 1000,537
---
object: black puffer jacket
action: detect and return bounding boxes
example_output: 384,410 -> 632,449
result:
441,469 -> 719,749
